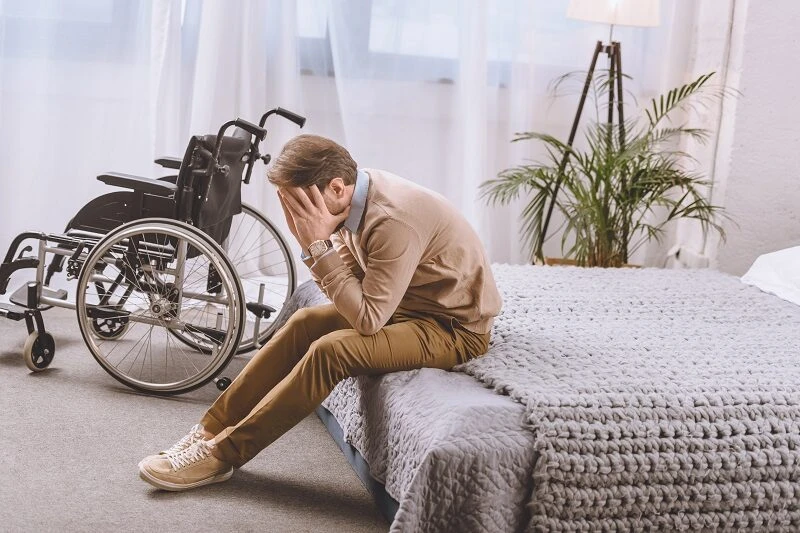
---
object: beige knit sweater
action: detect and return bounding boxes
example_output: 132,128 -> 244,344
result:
310,168 -> 502,336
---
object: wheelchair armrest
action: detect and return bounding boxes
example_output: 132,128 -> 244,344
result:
155,156 -> 182,170
97,172 -> 178,196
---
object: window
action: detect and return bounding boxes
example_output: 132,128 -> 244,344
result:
295,0 -> 531,86
294,0 -> 663,87
297,0 -> 335,77
0,0 -> 143,62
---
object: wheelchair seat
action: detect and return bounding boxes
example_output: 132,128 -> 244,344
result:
84,131 -> 250,247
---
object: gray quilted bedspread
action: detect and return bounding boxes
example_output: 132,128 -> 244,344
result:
277,280 -> 537,533
280,265 -> 800,532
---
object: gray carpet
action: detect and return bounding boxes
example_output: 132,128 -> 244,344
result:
0,307 -> 387,532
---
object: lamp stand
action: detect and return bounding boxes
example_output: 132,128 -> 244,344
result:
534,39 -> 627,265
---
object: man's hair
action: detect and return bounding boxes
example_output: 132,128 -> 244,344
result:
267,134 -> 357,190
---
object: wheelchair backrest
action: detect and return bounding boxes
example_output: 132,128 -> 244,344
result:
174,132 -> 252,243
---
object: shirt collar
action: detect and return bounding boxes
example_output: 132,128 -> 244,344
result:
343,168 -> 369,233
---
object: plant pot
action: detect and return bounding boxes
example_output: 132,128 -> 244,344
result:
544,257 -> 641,269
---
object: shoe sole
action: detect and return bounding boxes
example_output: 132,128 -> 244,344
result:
138,464 -> 234,492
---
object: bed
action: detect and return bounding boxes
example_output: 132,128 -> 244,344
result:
277,263 -> 800,532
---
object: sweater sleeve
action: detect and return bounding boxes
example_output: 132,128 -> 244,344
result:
308,230 -> 364,292
310,219 -> 421,335
331,230 -> 365,281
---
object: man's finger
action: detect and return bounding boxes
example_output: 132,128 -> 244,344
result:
308,185 -> 327,209
276,190 -> 290,215
285,186 -> 314,212
280,188 -> 308,215
278,193 -> 294,220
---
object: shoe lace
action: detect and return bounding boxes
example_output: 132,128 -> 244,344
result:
164,424 -> 204,455
167,440 -> 213,471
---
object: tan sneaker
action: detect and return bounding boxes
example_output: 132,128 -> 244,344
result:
137,424 -> 207,469
138,440 -> 234,491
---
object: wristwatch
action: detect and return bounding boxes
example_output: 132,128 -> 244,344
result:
307,239 -> 333,259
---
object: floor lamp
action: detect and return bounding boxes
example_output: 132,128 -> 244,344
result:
534,0 -> 660,265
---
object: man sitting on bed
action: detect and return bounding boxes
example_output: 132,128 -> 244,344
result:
138,134 -> 503,491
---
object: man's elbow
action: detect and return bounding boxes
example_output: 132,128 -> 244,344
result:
354,314 -> 387,337
355,323 -> 382,336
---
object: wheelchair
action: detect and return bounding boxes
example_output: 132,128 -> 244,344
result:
0,107 -> 306,395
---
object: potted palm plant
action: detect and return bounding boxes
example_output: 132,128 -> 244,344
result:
481,72 -> 729,267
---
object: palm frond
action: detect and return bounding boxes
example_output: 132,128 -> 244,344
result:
645,72 -> 715,127
482,70 -> 731,266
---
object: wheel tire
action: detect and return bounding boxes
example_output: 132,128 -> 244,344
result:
23,332 -> 55,372
76,218 -> 245,396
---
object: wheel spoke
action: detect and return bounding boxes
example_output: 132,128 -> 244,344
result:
222,206 -> 295,350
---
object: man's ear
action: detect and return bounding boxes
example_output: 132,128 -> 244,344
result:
329,177 -> 346,197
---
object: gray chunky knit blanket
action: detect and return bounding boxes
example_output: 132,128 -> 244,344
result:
456,265 -> 800,531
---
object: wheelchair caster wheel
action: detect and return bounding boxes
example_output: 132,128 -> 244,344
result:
23,332 -> 55,372
215,377 -> 232,391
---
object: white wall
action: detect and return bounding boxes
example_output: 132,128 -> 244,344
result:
714,0 -> 800,275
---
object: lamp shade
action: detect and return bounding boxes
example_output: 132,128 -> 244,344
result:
567,0 -> 660,27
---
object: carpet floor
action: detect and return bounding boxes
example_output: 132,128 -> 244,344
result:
0,307 -> 388,532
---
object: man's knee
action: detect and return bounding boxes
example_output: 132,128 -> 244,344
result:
286,305 -> 339,331
285,306 -> 313,327
281,306 -> 326,340
306,331 -> 352,381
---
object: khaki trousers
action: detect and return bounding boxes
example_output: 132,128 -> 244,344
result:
200,304 -> 491,467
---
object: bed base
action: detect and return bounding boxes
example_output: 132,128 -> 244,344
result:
315,405 -> 399,524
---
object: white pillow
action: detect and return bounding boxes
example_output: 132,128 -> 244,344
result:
741,246 -> 800,306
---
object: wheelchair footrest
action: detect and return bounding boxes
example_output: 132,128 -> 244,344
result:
246,302 -> 276,319
9,284 -> 68,307
0,302 -> 28,321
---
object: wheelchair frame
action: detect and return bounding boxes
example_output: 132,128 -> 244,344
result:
0,107 -> 306,394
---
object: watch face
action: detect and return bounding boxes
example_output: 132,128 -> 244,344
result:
310,240 -> 329,256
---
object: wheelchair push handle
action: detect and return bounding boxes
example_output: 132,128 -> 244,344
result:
212,117 -> 266,167
275,107 -> 307,128
259,107 -> 306,128
232,118 -> 267,142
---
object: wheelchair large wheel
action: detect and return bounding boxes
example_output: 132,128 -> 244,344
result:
75,219 -> 245,395
171,204 -> 296,354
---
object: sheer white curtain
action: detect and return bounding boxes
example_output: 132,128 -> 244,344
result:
0,0 -> 717,292
0,0 -> 154,247
167,0 -> 304,257
318,0 -> 703,265
666,0 -> 739,269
